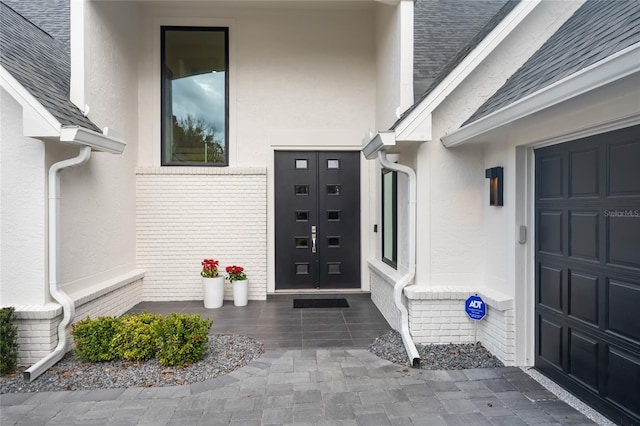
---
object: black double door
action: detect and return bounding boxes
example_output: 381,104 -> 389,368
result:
275,151 -> 360,290
535,125 -> 640,425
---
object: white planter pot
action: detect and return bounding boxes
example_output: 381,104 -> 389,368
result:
232,279 -> 248,307
202,276 -> 225,309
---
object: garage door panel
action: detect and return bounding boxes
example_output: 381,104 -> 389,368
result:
539,316 -> 564,369
569,329 -> 599,391
538,155 -> 564,199
607,216 -> 640,269
539,264 -> 563,312
570,148 -> 600,198
539,210 -> 564,255
568,271 -> 599,326
536,125 -> 640,425
607,279 -> 640,344
608,139 -> 640,196
569,211 -> 600,261
607,347 -> 640,418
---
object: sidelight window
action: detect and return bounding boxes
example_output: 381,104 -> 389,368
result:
161,27 -> 228,166
382,169 -> 397,268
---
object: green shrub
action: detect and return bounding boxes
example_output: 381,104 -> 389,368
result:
72,316 -> 121,362
155,314 -> 213,367
112,312 -> 162,362
0,307 -> 19,375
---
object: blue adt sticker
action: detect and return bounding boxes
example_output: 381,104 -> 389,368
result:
465,295 -> 486,321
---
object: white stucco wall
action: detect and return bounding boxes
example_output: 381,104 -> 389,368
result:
61,0 -> 139,294
416,0 -> 584,292
0,89 -> 47,306
375,0 -> 413,131
137,2 -> 377,168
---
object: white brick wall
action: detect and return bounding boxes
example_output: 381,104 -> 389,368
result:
408,299 -> 478,344
16,310 -> 62,365
369,264 -> 402,331
136,167 -> 268,301
478,305 -> 516,365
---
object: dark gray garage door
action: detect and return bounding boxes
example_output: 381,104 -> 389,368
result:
535,125 -> 640,425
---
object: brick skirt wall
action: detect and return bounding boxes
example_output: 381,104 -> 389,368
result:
368,259 -> 516,366
405,286 -> 516,366
13,274 -> 143,366
136,167 -> 268,301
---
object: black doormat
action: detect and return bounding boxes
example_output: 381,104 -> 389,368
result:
293,298 -> 349,309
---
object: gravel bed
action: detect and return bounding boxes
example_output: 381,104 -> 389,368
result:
369,330 -> 504,369
0,334 -> 264,394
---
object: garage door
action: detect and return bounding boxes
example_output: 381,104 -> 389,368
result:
535,125 -> 640,425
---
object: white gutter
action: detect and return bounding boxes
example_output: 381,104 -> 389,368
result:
24,146 -> 92,382
377,150 -> 421,368
441,43 -> 640,147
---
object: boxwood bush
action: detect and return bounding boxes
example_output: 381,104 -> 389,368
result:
72,316 -> 121,362
155,314 -> 213,367
71,312 -> 213,366
0,307 -> 19,375
112,312 -> 162,362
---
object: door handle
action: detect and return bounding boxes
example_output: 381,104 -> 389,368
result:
311,226 -> 317,253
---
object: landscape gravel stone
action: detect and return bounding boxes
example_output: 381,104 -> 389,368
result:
0,334 -> 264,394
368,329 -> 504,369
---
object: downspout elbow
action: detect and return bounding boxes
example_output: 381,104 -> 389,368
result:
24,146 -> 92,382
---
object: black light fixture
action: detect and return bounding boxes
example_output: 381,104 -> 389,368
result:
485,167 -> 503,206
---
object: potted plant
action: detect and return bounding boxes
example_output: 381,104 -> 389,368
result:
201,259 -> 224,308
226,265 -> 248,307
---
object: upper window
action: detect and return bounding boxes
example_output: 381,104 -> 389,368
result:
161,27 -> 229,166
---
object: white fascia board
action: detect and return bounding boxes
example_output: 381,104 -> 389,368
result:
441,43 -> 640,148
395,0 -> 541,142
0,65 -> 61,137
60,126 -> 126,154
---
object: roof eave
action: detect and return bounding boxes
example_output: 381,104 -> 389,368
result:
441,43 -> 640,148
394,0 -> 541,142
1,65 -> 126,154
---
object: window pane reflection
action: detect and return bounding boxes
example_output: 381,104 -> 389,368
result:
162,28 -> 228,165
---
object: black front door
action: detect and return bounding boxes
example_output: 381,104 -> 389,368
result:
535,125 -> 640,425
275,151 -> 360,290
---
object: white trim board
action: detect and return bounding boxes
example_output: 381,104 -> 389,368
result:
441,43 -> 640,147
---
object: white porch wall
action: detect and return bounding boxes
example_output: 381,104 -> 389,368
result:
134,2 -> 379,298
0,89 -> 47,306
60,1 -> 139,294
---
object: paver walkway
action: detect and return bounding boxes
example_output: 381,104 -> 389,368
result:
1,349 -> 597,426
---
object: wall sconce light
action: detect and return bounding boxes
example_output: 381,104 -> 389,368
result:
485,167 -> 503,206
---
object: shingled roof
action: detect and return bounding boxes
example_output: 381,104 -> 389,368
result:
464,0 -> 640,125
0,1 -> 100,132
2,0 -> 70,51
413,0 -> 517,100
392,0 -> 520,130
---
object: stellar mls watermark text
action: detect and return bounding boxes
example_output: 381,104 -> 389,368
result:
604,209 -> 640,217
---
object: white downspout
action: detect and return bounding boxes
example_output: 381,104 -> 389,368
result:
378,150 -> 421,367
24,146 -> 92,382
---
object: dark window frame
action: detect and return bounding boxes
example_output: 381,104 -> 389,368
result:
160,26 -> 229,167
381,168 -> 398,268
